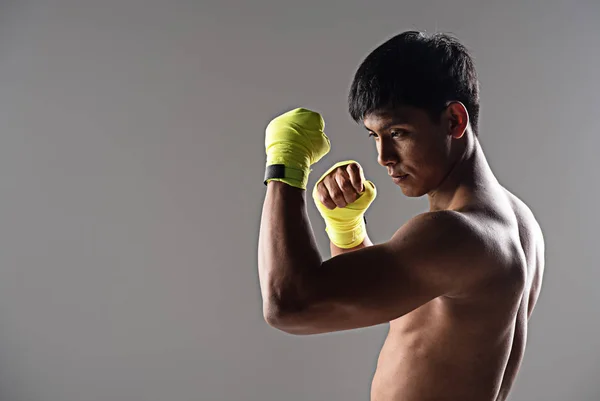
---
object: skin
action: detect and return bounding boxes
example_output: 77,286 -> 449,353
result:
258,102 -> 545,401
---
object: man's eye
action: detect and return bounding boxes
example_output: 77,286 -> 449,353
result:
368,133 -> 377,138
391,130 -> 407,138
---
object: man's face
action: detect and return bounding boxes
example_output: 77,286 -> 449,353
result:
363,106 -> 453,197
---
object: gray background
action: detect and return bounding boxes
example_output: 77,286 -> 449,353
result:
0,0 -> 597,400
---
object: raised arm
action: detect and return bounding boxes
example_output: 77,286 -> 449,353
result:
257,107 -> 488,336
258,181 -> 323,323
260,182 -> 488,335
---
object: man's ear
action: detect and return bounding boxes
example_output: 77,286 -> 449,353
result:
445,102 -> 469,139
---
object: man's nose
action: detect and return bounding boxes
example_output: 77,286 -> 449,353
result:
377,139 -> 398,167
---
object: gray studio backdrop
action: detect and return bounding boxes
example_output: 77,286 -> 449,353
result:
0,1 -> 597,400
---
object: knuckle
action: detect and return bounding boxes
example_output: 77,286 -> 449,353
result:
340,180 -> 354,192
316,182 -> 325,193
323,176 -> 335,188
348,166 -> 362,182
333,171 -> 346,183
330,192 -> 346,207
347,163 -> 361,174
328,185 -> 342,199
332,193 -> 345,204
329,168 -> 341,178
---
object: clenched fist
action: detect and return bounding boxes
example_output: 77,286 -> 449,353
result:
264,108 -> 330,190
312,160 -> 377,248
314,162 -> 367,209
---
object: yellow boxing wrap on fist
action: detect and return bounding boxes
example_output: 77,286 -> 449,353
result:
312,160 -> 377,249
264,108 -> 331,190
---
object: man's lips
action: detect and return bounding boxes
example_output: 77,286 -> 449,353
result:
391,173 -> 409,183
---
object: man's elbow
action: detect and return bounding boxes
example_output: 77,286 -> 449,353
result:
262,296 -> 315,335
262,301 -> 284,328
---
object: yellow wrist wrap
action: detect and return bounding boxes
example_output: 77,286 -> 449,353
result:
312,160 -> 377,249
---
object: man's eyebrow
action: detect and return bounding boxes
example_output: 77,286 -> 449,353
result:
363,119 -> 410,132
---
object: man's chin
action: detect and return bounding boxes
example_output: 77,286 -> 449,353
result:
401,190 -> 422,198
397,183 -> 427,198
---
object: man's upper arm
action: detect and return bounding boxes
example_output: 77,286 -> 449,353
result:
274,210 -> 487,335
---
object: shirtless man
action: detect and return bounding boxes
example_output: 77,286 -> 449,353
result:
258,31 -> 545,401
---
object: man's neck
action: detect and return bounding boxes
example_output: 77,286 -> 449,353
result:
427,134 -> 497,212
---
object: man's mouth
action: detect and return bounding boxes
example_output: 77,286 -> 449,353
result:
392,174 -> 409,183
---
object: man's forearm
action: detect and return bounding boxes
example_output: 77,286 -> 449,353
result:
330,235 -> 374,257
258,181 -> 322,319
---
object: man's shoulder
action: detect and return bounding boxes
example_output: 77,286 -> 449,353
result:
422,208 -> 525,283
386,210 -> 499,294
404,209 -> 473,230
402,209 -> 481,249
501,187 -> 545,246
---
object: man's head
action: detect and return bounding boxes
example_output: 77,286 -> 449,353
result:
348,31 -> 480,197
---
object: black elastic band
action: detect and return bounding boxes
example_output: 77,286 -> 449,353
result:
264,164 -> 286,185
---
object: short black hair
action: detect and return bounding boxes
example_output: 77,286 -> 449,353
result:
348,31 -> 480,136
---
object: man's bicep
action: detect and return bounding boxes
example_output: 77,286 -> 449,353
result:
287,242 -> 435,333
301,212 -> 480,331
300,216 -> 451,330
325,239 -> 435,304
271,211 -> 481,335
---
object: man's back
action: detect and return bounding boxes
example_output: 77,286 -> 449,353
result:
371,186 -> 545,401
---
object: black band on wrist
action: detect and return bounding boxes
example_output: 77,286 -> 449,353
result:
264,164 -> 286,186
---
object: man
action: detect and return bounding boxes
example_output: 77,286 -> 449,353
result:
258,31 -> 545,401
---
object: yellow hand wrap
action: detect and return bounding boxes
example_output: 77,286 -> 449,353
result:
312,161 -> 377,249
264,108 -> 331,190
